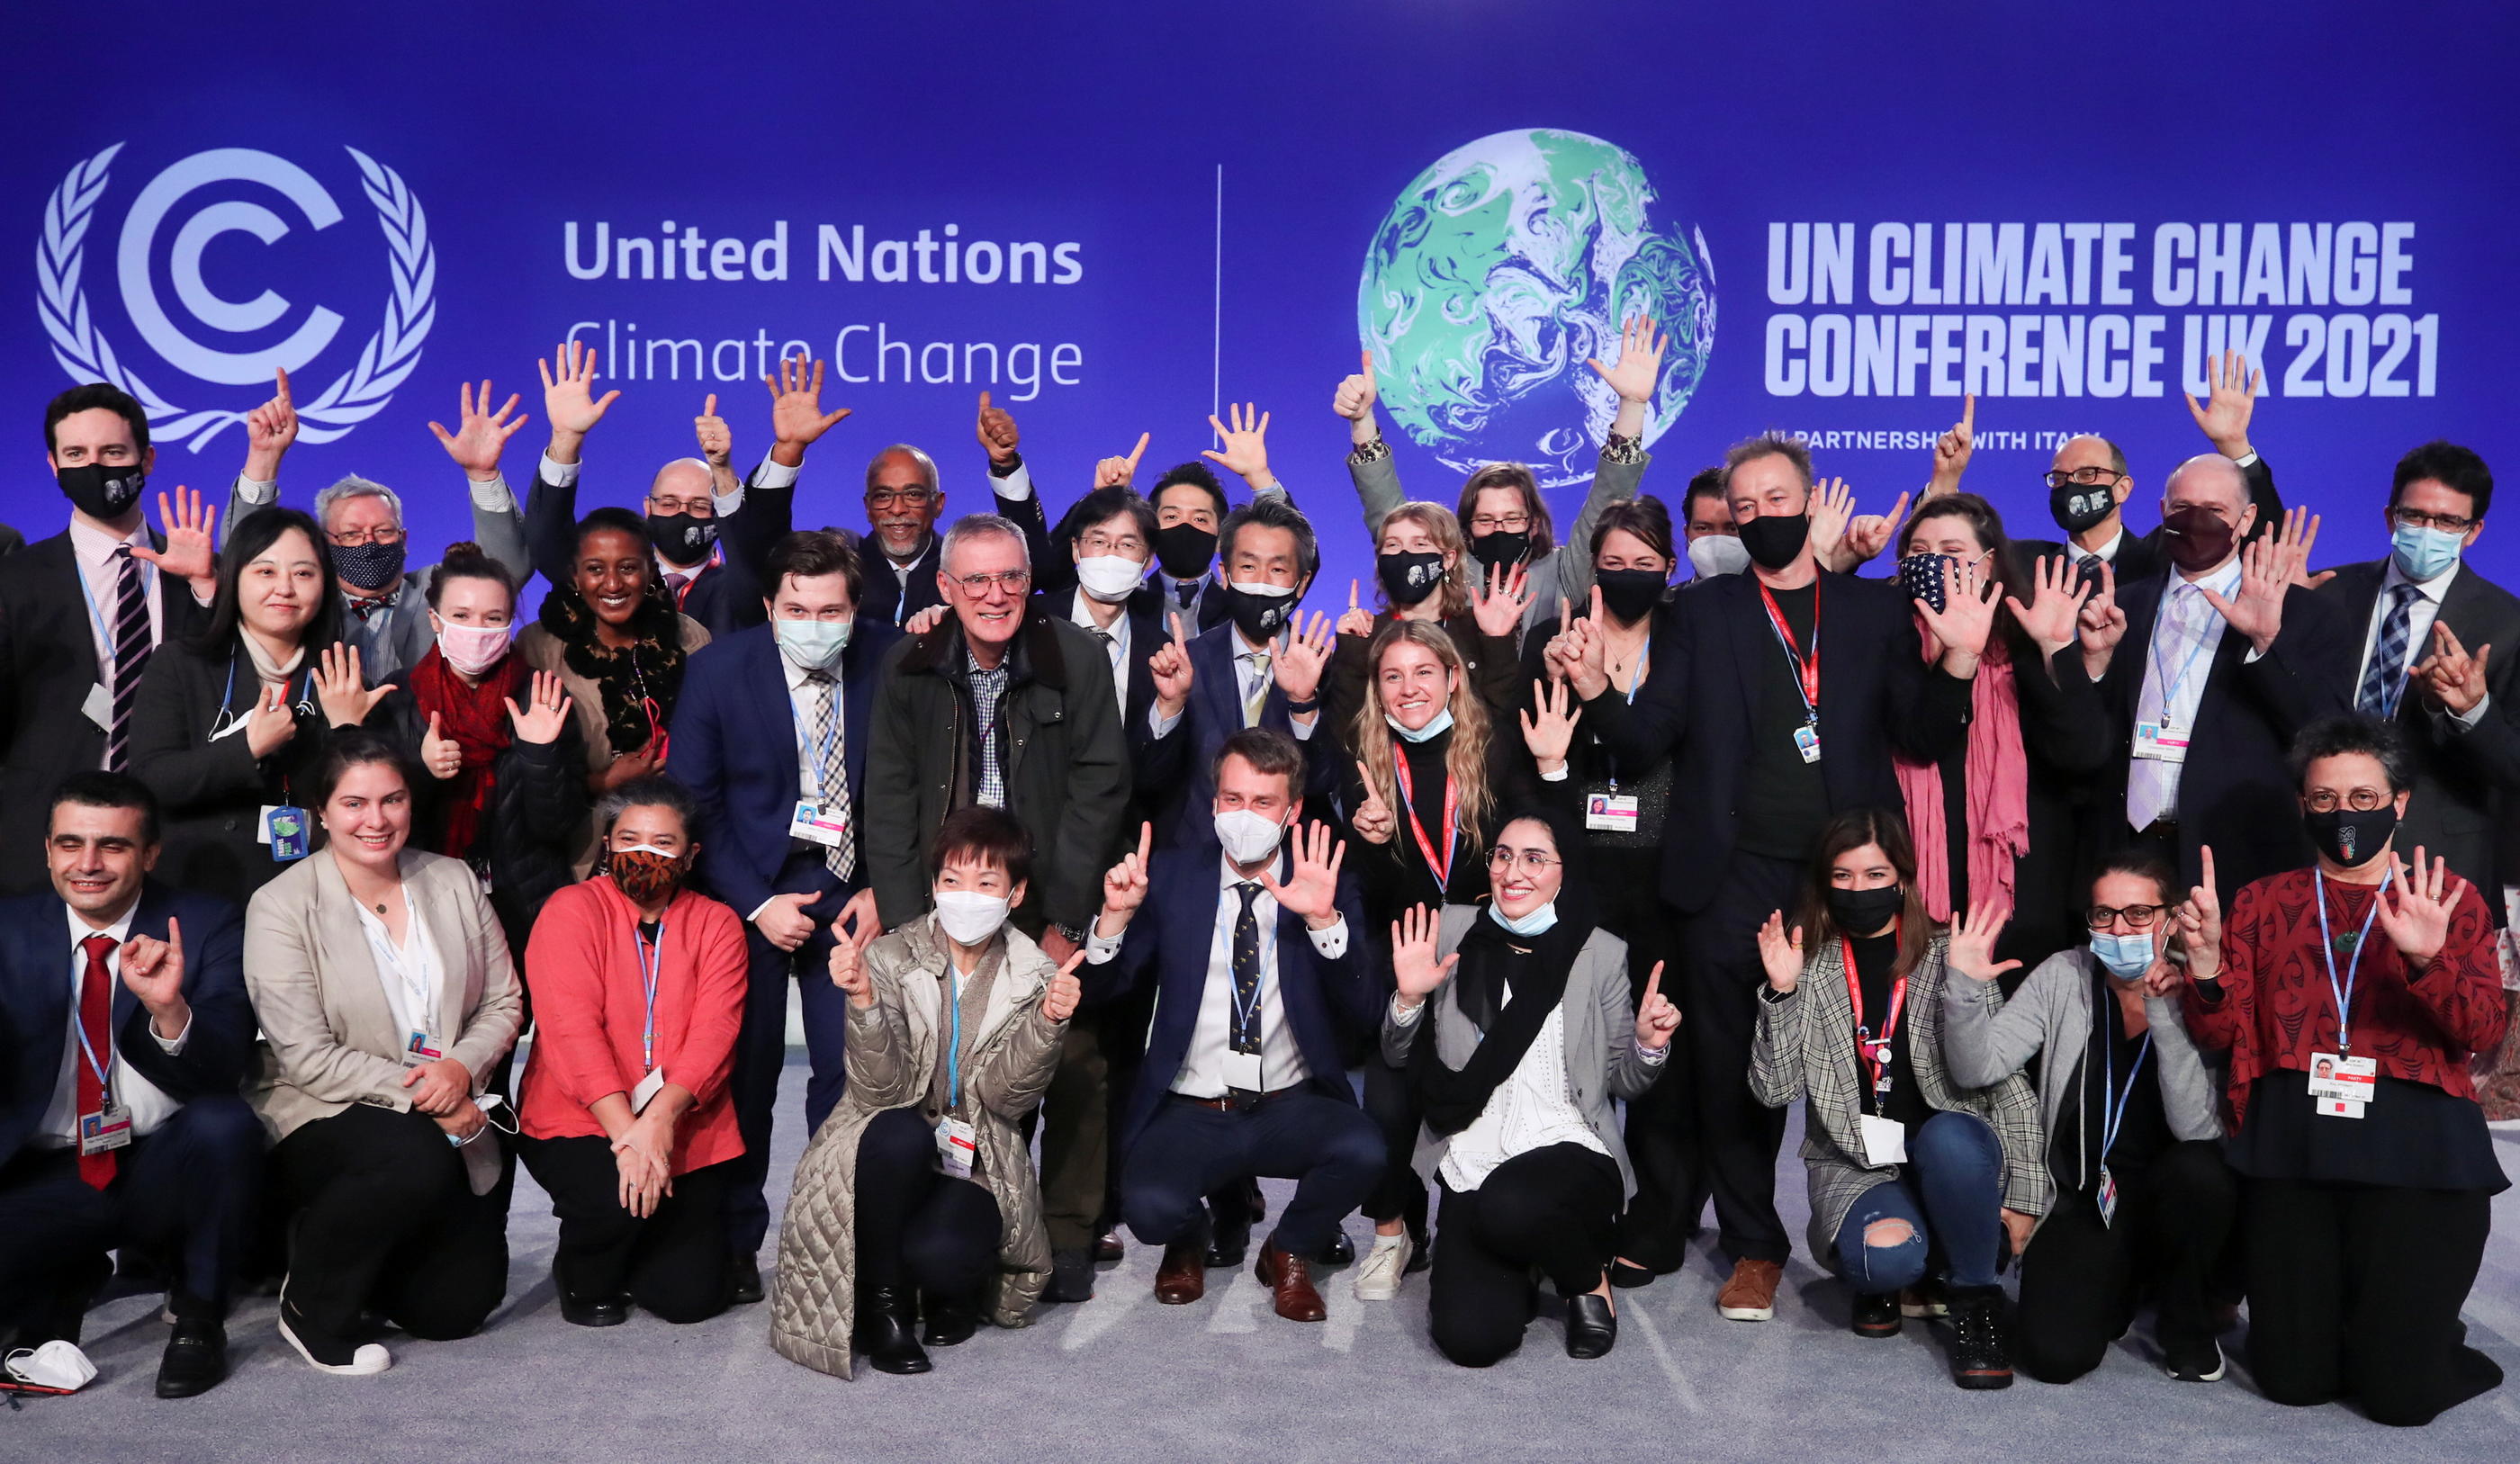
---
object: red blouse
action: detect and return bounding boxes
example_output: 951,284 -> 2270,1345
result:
2182,866 -> 2506,1132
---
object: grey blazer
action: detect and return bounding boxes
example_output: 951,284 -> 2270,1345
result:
242,846 -> 523,1145
1940,947 -> 2223,1206
1380,904 -> 1662,1198
1346,443 -> 1651,643
1750,933 -> 2050,1265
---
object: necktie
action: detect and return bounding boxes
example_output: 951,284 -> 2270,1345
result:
1239,652 -> 1271,728
105,546 -> 151,772
2357,583 -> 2425,718
76,934 -> 118,1190
1177,580 -> 1198,609
1089,627 -> 1116,654
2075,552 -> 2104,593
805,670 -> 855,879
1229,883 -> 1263,1057
665,571 -> 692,606
346,588 -> 400,623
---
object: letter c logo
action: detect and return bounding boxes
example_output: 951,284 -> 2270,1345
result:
114,148 -> 346,386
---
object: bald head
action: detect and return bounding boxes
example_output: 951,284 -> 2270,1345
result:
649,457 -> 713,500
2164,454 -> 2249,517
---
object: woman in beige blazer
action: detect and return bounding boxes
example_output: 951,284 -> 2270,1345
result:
244,727 -> 524,1377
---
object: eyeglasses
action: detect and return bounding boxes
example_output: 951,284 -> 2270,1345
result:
2084,903 -> 2164,930
2044,466 -> 2126,489
647,494 -> 713,516
1484,847 -> 1562,873
950,569 -> 1032,594
1076,529 -> 1148,557
867,488 -> 936,511
328,527 -> 405,547
1467,513 -> 1531,534
2304,787 -> 2390,813
2390,507 -> 2478,534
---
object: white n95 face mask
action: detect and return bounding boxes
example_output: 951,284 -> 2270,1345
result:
5,1339 -> 97,1391
1688,534 -> 1750,579
1215,807 -> 1290,865
933,890 -> 1011,945
1075,554 -> 1147,604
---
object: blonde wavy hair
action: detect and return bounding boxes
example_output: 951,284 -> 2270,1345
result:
1372,501 -> 1473,620
1349,619 -> 1494,863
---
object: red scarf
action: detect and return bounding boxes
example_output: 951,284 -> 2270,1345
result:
411,647 -> 531,860
1893,617 -> 2030,921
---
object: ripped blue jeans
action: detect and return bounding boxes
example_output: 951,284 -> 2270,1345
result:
1831,1110 -> 2003,1295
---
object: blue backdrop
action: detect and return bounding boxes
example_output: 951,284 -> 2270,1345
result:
5,0 -> 2516,598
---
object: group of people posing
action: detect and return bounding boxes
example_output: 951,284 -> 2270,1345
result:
0,327 -> 2508,1429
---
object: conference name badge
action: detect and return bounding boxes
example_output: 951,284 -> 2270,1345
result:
82,683 -> 112,732
790,799 -> 851,849
402,1029 -> 446,1068
2132,721 -> 2190,764
631,1066 -> 665,1115
1858,1113 -> 1908,1167
1794,723 -> 1822,765
79,1102 -> 133,1157
1585,793 -> 1641,834
2308,1051 -> 2375,1118
934,1116 -> 977,1179
260,804 -> 310,860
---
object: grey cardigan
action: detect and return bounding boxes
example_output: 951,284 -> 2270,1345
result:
1940,947 -> 2223,1205
1380,905 -> 1663,1198
1750,933 -> 2050,1265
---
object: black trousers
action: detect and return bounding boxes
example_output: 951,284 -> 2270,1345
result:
1677,849 -> 1799,1263
2243,1175 -> 2504,1426
271,1104 -> 508,1342
2013,1139 -> 2236,1383
1122,1091 -> 1383,1256
518,1135 -> 734,1324
1429,1144 -> 1623,1368
1094,983 -> 1160,1232
1596,846 -> 1701,1269
855,1107 -> 1004,1297
0,1095 -> 264,1342
1030,1015 -> 1111,1253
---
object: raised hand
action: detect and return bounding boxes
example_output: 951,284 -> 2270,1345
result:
400,1055 -> 473,1116
2076,561 -> 2128,680
975,390 -> 1021,465
1472,561 -> 1531,637
2377,846 -> 2463,966
1100,821 -> 1156,923
2003,551 -> 2093,659
504,669 -> 573,745
2173,846 -> 2223,979
1926,395 -> 1975,498
245,682 -> 297,759
1390,903 -> 1458,1003
314,644 -> 394,729
116,916 -> 188,1027
539,340 -> 621,458
1842,489 -> 1909,569
1094,432 -> 1151,489
1149,611 -> 1194,717
1273,610 -> 1334,705
1337,579 -> 1376,637
1333,350 -> 1381,445
1040,950 -> 1086,1023
242,366 -> 300,481
767,356 -> 850,464
1561,590 -> 1613,699
1757,910 -> 1805,993
693,392 -> 734,472
1257,821 -> 1346,926
1633,962 -> 1680,1049
2414,622 -> 2493,715
133,486 -> 219,587
428,379 -> 529,481
1947,900 -> 2022,985
2184,348 -> 2262,459
1350,759 -> 1396,845
1586,315 -> 1668,406
1807,477 -> 1856,571
1517,676 -> 1583,773
1916,554 -> 1996,669
2198,509 -> 2299,655
2280,508 -> 2335,591
420,712 -> 463,781
827,920 -> 875,1009
1202,401 -> 1275,487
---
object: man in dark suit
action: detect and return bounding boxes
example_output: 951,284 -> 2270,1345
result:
2314,441 -> 2520,909
0,773 -> 260,1397
1637,436 -> 1978,1322
669,529 -> 898,1305
519,344 -> 844,636
1086,729 -> 1382,1323
856,443 -> 951,629
0,384 -> 220,895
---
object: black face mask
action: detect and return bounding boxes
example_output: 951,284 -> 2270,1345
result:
1220,582 -> 1296,642
647,512 -> 718,567
1827,884 -> 1904,935
1468,529 -> 1531,570
1377,550 -> 1445,606
2048,482 -> 2116,536
1594,568 -> 1667,624
1153,524 -> 1219,580
332,540 -> 407,592
2305,805 -> 2398,868
57,462 -> 147,521
1737,513 -> 1810,571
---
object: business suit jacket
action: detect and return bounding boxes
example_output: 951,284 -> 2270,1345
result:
522,461 -> 791,639
0,524 -> 22,557
1106,847 -> 1373,1151
0,528 -> 213,894
670,616 -> 901,923
2314,559 -> 2520,904
994,466 -> 1292,624
1135,619 -> 1335,849
854,532 -> 947,630
2017,451 -> 2283,586
241,847 -> 523,1143
0,881 -> 256,1164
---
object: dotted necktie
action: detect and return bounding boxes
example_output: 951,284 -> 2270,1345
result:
1229,883 -> 1263,1056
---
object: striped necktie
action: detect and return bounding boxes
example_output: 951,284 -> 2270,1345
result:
806,670 -> 854,880
105,546 -> 151,772
2356,583 -> 2425,718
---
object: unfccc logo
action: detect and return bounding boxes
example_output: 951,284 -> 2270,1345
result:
37,144 -> 435,450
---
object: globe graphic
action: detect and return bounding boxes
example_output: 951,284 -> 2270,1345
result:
1359,128 -> 1716,489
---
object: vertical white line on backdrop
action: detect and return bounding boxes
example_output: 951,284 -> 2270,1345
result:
1212,164 -> 1224,441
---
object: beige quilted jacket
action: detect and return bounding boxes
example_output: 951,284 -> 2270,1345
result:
770,915 -> 1066,1379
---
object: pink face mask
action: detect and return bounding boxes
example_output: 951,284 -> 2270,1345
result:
436,620 -> 514,677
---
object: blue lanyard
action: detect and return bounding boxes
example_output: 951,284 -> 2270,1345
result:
787,685 -> 841,800
2097,1012 -> 2153,1163
209,648 -> 310,739
945,965 -> 965,1109
2313,867 -> 2391,1054
1622,630 -> 1652,705
2146,583 -> 2219,726
71,548 -> 155,669
635,920 -> 665,1072
73,983 -> 115,1106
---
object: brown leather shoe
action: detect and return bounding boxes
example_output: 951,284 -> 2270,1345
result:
1715,1258 -> 1785,1321
1255,1244 -> 1327,1323
1154,1241 -> 1206,1305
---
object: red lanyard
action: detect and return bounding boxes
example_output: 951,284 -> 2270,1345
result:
1758,579 -> 1821,714
1841,920 -> 1905,1094
1390,751 -> 1458,892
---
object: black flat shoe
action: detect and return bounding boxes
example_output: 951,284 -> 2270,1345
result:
725,1253 -> 763,1307
1203,1217 -> 1251,1269
559,1290 -> 631,1327
1315,1229 -> 1356,1268
1564,1293 -> 1617,1360
1406,1223 -> 1433,1275
1093,1230 -> 1126,1264
155,1317 -> 229,1398
1608,1260 -> 1660,1289
1040,1248 -> 1094,1304
1851,1291 -> 1902,1339
921,1293 -> 978,1348
855,1287 -> 932,1375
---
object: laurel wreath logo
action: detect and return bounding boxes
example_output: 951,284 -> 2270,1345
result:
36,142 -> 436,451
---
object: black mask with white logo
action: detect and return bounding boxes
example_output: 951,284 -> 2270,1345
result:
1377,551 -> 1445,606
647,512 -> 718,567
2048,482 -> 2115,536
57,463 -> 147,522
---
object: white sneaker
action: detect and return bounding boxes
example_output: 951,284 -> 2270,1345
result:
1353,1232 -> 1414,1300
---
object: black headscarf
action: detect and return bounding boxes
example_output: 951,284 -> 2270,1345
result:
1408,802 -> 1598,1136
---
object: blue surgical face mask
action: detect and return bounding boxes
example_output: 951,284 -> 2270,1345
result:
2090,930 -> 2155,981
1385,706 -> 1454,744
1488,899 -> 1559,937
775,617 -> 851,673
2390,522 -> 2464,583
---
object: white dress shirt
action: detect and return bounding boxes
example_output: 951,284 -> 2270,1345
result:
355,899 -> 443,1044
1148,626 -> 1316,742
2353,559 -> 2489,727
40,905 -> 187,1146
1070,589 -> 1131,716
65,513 -> 163,678
2069,525 -> 2124,565
2127,554 -> 2245,831
1428,1003 -> 1605,1191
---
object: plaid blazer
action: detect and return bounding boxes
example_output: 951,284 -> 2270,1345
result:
1750,932 -> 2051,1265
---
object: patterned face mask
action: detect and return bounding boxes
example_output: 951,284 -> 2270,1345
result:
608,844 -> 685,904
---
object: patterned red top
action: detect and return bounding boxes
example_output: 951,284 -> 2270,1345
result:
2182,866 -> 2506,1132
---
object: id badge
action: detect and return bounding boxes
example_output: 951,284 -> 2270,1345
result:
263,804 -> 310,861
788,798 -> 851,849
1220,1049 -> 1264,1094
2307,1052 -> 2377,1106
1793,722 -> 1822,765
631,1067 -> 665,1115
82,682 -> 112,732
1858,1113 -> 1909,1166
2315,1095 -> 2367,1119
1585,793 -> 1641,833
2096,1163 -> 2120,1228
2132,721 -> 2191,764
79,1102 -> 133,1156
934,1116 -> 977,1179
402,1029 -> 446,1068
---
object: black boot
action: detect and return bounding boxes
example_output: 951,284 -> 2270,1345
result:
921,1290 -> 979,1347
1851,1291 -> 1902,1339
1946,1285 -> 2013,1389
854,1287 -> 932,1375
1564,1292 -> 1617,1360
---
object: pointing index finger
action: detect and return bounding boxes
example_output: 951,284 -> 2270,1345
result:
1958,392 -> 1974,436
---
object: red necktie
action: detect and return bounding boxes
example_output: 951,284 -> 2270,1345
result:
76,934 -> 119,1190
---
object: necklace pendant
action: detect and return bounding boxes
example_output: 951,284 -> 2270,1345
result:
2333,930 -> 2359,953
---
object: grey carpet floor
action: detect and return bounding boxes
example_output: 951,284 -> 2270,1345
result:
14,1054 -> 2520,1462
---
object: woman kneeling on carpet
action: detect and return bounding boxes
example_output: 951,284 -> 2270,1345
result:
1382,805 -> 1675,1367
770,807 -> 1085,1378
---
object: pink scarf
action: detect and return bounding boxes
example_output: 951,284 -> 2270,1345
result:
1894,618 -> 2030,921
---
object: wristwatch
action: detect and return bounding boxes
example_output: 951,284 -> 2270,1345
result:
1053,921 -> 1088,947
